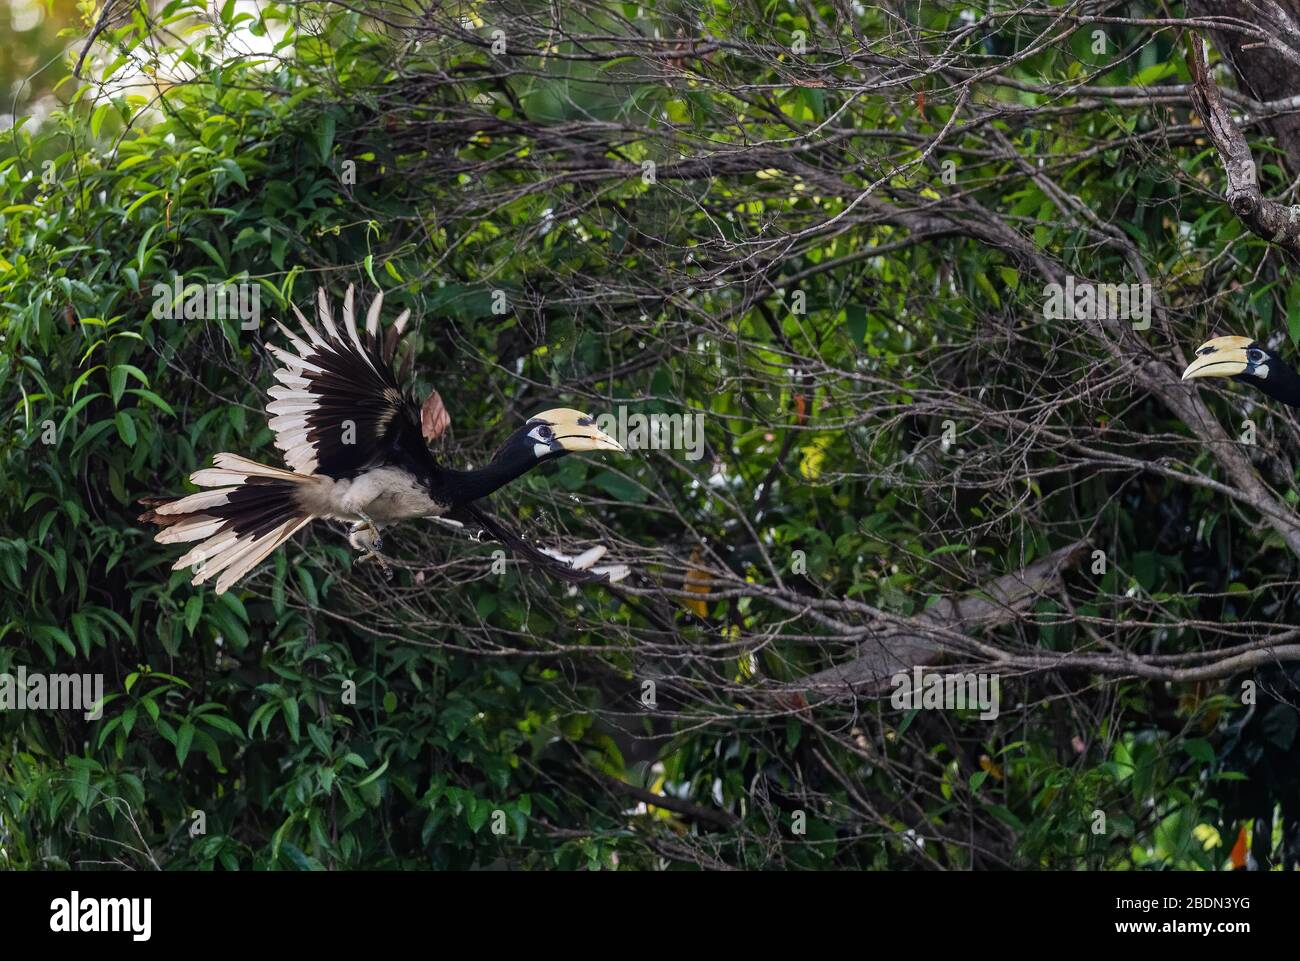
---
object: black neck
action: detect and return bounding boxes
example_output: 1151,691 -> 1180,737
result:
1245,359 -> 1300,407
437,439 -> 539,506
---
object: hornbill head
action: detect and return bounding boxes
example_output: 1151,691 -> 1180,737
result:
521,408 -> 624,460
1181,336 -> 1268,383
1179,335 -> 1300,406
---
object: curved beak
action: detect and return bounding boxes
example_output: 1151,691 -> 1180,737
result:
558,425 -> 624,453
533,408 -> 625,453
1181,335 -> 1254,381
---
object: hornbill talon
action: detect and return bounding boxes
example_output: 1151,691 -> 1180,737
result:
355,547 -> 395,580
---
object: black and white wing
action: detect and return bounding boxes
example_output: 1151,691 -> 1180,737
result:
265,285 -> 431,479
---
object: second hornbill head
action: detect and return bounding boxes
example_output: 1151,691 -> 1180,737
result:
1181,335 -> 1300,406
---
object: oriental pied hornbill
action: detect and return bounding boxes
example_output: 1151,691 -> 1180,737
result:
140,285 -> 627,594
1181,335 -> 1300,403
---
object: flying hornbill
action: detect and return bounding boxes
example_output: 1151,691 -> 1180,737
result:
140,285 -> 626,594
1181,335 -> 1300,404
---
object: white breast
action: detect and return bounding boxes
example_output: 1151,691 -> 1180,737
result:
299,468 -> 446,524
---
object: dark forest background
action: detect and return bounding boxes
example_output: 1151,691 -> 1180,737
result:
4,0 -> 1300,869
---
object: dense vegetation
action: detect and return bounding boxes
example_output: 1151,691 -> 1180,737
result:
3,0 -> 1300,869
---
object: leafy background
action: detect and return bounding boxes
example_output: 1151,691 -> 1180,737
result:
1,0 -> 1298,869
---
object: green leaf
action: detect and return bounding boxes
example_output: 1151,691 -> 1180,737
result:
1183,739 -> 1214,764
593,470 -> 646,503
356,757 -> 390,787
188,237 -> 227,273
115,411 -> 137,446
176,722 -> 195,765
987,804 -> 1025,832
110,365 -> 128,405
282,697 -> 300,742
218,158 -> 247,190
199,713 -> 245,738
90,101 -> 112,139
317,112 -> 336,164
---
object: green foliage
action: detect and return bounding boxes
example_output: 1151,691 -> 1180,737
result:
0,0 -> 1283,869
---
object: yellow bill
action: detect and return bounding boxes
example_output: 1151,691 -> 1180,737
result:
1181,336 -> 1256,381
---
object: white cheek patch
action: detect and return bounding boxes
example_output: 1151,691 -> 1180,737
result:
1256,364 -> 1270,379
534,442 -> 551,458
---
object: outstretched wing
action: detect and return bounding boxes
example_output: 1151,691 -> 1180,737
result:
265,285 -> 439,479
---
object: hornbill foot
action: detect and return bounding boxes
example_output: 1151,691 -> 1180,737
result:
355,547 -> 395,580
348,518 -> 383,552
354,513 -> 383,551
349,519 -> 391,579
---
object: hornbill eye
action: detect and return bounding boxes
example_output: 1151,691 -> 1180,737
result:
537,424 -> 553,440
1248,349 -> 1266,364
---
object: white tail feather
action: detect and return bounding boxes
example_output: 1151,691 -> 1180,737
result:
341,284 -> 376,370
213,518 -> 312,594
392,308 -> 410,338
292,303 -> 328,348
211,453 -> 300,479
273,318 -> 313,357
365,290 -> 383,339
154,488 -> 237,515
316,287 -> 340,343
156,516 -> 225,545
267,343 -> 324,373
172,529 -> 240,567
